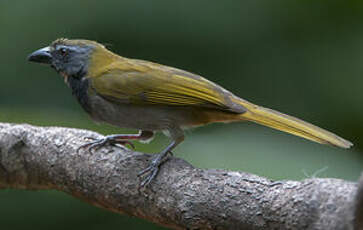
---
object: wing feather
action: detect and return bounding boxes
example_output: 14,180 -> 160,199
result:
90,60 -> 246,113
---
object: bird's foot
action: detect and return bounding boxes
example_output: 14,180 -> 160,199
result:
137,151 -> 172,187
77,135 -> 135,153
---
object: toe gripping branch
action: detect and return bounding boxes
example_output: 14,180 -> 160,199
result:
77,130 -> 154,153
138,137 -> 182,187
76,130 -> 182,188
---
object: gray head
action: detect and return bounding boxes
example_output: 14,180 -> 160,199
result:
27,38 -> 99,78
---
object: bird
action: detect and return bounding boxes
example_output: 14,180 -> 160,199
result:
27,38 -> 353,186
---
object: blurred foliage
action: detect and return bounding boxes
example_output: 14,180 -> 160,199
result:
1,0 -> 362,229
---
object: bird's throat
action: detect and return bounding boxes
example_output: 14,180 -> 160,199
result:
67,76 -> 92,114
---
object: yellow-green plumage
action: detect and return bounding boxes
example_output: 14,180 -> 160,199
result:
28,38 -> 352,186
81,39 -> 352,148
87,46 -> 239,111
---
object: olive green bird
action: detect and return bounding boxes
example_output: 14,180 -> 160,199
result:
27,38 -> 352,186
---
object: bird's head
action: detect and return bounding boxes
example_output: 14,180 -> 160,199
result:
27,38 -> 115,80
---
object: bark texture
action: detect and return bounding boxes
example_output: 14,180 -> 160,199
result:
0,122 -> 361,230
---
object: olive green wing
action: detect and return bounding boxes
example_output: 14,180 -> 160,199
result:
90,61 -> 246,113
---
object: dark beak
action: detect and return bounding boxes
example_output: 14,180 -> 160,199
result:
27,46 -> 52,64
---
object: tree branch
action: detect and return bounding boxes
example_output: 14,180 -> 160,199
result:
0,122 -> 361,230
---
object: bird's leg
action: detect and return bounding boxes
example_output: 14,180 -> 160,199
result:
138,133 -> 184,187
77,130 -> 154,153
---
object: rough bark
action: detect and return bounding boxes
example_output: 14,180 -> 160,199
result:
0,122 -> 361,230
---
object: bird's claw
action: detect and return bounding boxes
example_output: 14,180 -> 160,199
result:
138,163 -> 160,187
77,138 -> 107,153
137,151 -> 172,187
77,136 -> 135,153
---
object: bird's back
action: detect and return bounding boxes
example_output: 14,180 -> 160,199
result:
88,53 -> 248,115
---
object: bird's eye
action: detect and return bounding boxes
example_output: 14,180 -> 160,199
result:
59,48 -> 68,56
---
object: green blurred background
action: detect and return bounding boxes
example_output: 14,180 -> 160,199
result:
1,0 -> 362,229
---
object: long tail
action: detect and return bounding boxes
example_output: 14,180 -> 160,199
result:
232,98 -> 353,148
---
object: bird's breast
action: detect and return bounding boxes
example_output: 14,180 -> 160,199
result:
67,76 -> 92,114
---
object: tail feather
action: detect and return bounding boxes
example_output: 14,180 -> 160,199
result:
234,99 -> 353,149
